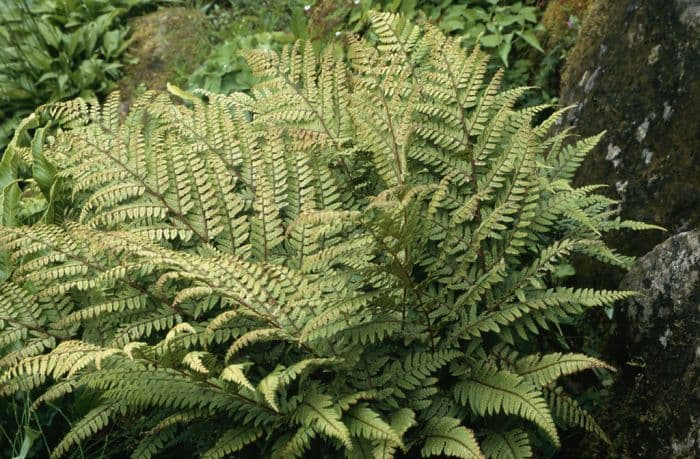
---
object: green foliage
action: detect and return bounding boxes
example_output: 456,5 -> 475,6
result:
187,0 -> 307,93
188,32 -> 295,93
0,0 -> 166,152
308,0 -> 577,106
0,13 -> 660,458
190,0 -> 546,96
191,1 -> 572,109
320,0 -> 544,67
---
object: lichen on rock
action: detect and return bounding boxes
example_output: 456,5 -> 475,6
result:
577,230 -> 700,458
556,0 -> 700,288
614,230 -> 700,457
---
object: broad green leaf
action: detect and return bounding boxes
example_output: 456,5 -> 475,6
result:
479,33 -> 501,48
516,30 -> 544,52
31,127 -> 56,195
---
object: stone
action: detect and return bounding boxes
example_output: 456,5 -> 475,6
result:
579,230 -> 700,457
557,0 -> 700,287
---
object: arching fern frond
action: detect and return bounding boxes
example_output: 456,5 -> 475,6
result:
481,428 -> 532,459
515,353 -> 614,387
421,417 -> 484,459
454,365 -> 559,447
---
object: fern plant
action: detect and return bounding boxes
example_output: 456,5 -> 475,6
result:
0,13 -> 659,459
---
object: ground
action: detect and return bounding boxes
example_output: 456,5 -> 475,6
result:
118,7 -> 213,104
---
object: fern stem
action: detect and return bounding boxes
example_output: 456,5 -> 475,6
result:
374,76 -> 404,185
78,133 -> 210,243
204,283 -> 317,356
6,228 -> 187,317
439,49 -> 486,269
139,355 -> 279,415
162,104 -> 255,193
275,63 -> 355,183
361,223 -> 435,348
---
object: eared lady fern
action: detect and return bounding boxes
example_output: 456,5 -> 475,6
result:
0,13 -> 659,459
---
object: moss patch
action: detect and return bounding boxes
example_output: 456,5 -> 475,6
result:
541,0 -> 595,47
118,7 -> 212,102
559,0 -> 624,91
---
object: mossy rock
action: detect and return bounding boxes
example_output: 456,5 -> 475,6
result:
541,0 -> 595,47
118,7 -> 212,102
557,0 -> 700,288
574,231 -> 700,458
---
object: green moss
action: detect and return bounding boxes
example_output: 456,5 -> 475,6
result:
560,0 -> 624,91
118,7 -> 213,102
542,0 -> 594,47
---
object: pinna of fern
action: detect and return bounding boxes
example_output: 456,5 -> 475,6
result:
0,12 -> 661,459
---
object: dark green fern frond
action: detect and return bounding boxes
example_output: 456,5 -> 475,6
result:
454,364 -> 559,447
545,386 -> 611,444
481,428 -> 532,459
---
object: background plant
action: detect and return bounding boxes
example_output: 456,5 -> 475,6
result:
0,0 -> 167,153
310,0 -> 568,106
0,12 -> 658,459
188,31 -> 295,94
310,0 -> 544,66
187,0 -> 307,93
191,0 -> 567,107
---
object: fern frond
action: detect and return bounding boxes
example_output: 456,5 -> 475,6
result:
545,386 -> 610,444
131,424 -> 179,459
271,426 -> 318,459
421,417 -> 484,458
545,133 -> 605,182
481,428 -> 532,459
220,362 -> 255,391
201,426 -> 264,459
293,393 -> 352,449
51,402 -> 119,458
515,353 -> 614,387
454,366 -> 559,447
346,404 -> 403,447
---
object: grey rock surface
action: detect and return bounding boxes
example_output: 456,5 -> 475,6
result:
557,0 -> 700,288
585,230 -> 700,458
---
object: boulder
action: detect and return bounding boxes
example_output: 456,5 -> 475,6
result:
581,230 -> 700,457
557,0 -> 700,286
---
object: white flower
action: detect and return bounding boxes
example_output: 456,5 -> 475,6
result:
335,31 -> 341,37
304,5 -> 311,11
